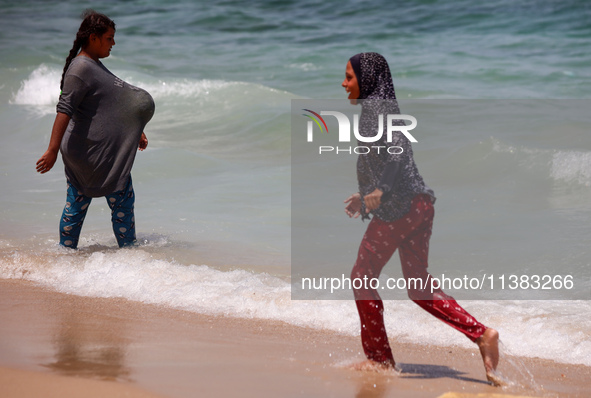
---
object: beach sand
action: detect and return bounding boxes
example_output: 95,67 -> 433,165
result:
0,278 -> 588,398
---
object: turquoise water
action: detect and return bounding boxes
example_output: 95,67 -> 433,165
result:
1,0 -> 590,367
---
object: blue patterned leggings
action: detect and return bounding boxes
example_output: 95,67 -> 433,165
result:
59,177 -> 137,249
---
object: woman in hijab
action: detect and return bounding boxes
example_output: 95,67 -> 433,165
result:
36,10 -> 154,249
342,52 -> 500,385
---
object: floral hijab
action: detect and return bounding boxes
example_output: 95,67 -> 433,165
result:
352,52 -> 397,101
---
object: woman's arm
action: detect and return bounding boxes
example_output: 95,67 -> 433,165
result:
364,162 -> 401,213
36,112 -> 71,174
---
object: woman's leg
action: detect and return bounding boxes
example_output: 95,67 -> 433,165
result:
351,195 -> 440,365
399,194 -> 501,384
351,197 -> 443,366
105,176 -> 136,247
59,181 -> 92,249
397,195 -> 486,341
351,216 -> 399,365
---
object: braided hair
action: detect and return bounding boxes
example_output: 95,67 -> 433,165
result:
60,10 -> 116,90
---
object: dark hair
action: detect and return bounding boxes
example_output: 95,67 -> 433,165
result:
60,10 -> 116,90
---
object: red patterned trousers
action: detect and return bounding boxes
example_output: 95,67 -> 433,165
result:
351,194 -> 486,364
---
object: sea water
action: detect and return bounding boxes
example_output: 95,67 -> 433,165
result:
1,0 -> 590,367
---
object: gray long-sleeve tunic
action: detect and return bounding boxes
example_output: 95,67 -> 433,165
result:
57,56 -> 155,197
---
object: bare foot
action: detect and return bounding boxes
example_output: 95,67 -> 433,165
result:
476,328 -> 502,386
349,359 -> 396,372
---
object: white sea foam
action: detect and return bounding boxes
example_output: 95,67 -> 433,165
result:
10,64 -> 290,117
491,137 -> 591,189
551,150 -> 591,187
123,77 -> 290,100
287,63 -> 319,71
1,242 -> 589,367
10,64 -> 61,114
122,76 -> 236,99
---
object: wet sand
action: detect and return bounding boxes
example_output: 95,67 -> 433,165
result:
0,279 -> 589,398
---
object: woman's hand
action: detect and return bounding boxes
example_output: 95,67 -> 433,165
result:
363,188 -> 383,213
36,112 -> 70,174
36,149 -> 58,174
138,132 -> 148,151
344,193 -> 362,218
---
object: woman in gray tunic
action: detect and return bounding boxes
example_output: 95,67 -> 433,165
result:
36,10 -> 155,248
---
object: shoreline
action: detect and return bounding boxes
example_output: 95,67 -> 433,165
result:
0,278 -> 589,397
